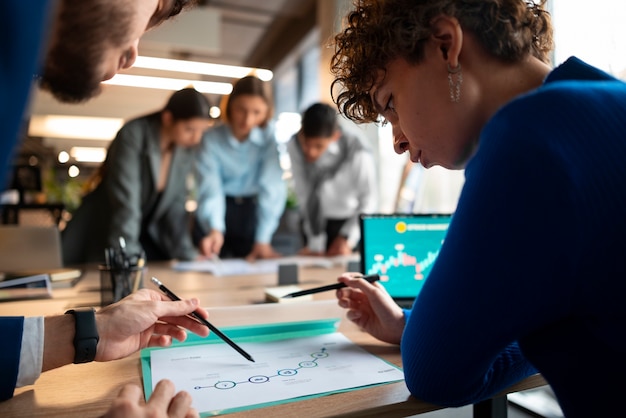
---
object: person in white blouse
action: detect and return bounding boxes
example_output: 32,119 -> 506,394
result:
287,103 -> 378,256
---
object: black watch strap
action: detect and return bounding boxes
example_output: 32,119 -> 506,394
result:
64,307 -> 99,363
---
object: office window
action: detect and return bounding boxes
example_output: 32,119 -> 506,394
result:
551,0 -> 626,79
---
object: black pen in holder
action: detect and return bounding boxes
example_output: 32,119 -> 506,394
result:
100,244 -> 146,306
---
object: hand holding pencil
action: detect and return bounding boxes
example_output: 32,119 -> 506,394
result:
94,288 -> 210,362
335,272 -> 405,345
151,277 -> 255,362
282,274 -> 380,298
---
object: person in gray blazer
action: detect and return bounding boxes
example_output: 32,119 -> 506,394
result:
62,88 -> 212,264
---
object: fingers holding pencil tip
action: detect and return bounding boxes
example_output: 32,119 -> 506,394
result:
150,276 -> 255,362
282,274 -> 380,298
339,273 -> 381,290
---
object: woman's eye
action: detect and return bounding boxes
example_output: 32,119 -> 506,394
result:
380,96 -> 396,126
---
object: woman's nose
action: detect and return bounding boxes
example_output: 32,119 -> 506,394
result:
392,125 -> 409,155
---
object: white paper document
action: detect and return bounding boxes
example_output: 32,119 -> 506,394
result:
174,258 -> 280,276
173,255 -> 359,276
149,332 -> 404,414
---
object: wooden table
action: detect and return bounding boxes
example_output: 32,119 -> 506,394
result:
0,263 -> 547,417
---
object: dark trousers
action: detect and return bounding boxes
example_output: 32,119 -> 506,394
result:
302,218 -> 349,252
139,231 -> 168,261
194,196 -> 258,258
325,219 -> 348,251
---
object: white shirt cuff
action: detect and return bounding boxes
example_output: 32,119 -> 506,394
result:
16,316 -> 44,387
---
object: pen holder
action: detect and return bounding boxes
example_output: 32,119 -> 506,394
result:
99,264 -> 145,306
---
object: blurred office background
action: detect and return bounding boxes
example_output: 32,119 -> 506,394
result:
5,0 -> 626,228
2,1 -> 625,416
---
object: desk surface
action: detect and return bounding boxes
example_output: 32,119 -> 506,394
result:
0,262 -> 547,417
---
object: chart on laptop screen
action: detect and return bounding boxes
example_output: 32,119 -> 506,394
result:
359,214 -> 452,299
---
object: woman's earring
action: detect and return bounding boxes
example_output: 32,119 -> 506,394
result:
447,63 -> 463,103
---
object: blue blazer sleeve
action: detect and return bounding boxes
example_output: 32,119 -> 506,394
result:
0,317 -> 25,401
0,1 -> 55,188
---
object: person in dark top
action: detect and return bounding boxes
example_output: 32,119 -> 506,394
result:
330,1 -> 626,416
62,88 -> 211,264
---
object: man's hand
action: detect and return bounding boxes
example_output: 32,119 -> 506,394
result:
94,289 -> 210,362
297,246 -> 324,256
326,236 -> 352,256
103,380 -> 198,418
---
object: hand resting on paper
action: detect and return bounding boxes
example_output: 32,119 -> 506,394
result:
245,242 -> 282,262
326,236 -> 352,256
335,273 -> 405,345
103,380 -> 198,418
199,229 -> 224,258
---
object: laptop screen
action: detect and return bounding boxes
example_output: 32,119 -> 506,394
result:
0,226 -> 63,272
359,213 -> 452,300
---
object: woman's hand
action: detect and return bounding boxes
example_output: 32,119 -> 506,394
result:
245,242 -> 281,262
336,273 -> 405,344
199,230 -> 224,257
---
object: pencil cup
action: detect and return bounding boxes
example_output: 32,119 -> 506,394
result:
99,264 -> 145,306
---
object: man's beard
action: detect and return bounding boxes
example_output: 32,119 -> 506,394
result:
39,45 -> 103,103
38,0 -> 133,103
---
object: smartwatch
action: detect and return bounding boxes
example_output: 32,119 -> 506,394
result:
64,307 -> 99,363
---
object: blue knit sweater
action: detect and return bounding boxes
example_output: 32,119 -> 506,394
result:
401,57 -> 626,418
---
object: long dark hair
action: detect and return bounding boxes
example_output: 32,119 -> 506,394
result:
164,88 -> 211,120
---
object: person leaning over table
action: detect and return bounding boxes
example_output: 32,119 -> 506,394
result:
287,102 -> 377,256
62,87 -> 212,264
2,0 -> 212,416
194,75 -> 287,261
330,1 -> 626,417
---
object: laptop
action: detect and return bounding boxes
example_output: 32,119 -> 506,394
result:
0,226 -> 82,287
359,213 -> 452,309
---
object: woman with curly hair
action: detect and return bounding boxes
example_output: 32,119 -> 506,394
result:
330,1 -> 626,416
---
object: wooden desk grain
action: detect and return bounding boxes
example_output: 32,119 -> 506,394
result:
0,264 -> 548,417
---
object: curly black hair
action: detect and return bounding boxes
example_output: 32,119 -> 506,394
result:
330,0 -> 553,124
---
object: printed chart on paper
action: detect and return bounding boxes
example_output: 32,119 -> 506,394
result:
149,332 -> 404,413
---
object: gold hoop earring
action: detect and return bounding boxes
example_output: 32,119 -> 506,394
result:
447,63 -> 463,103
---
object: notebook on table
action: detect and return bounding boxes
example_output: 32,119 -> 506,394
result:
359,213 -> 452,309
0,226 -> 83,288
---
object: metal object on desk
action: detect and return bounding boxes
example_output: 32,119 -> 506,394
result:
98,264 -> 145,305
346,259 -> 361,273
278,263 -> 299,285
99,245 -> 145,305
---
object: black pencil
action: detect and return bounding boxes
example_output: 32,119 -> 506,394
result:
150,277 -> 255,362
282,274 -> 380,298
